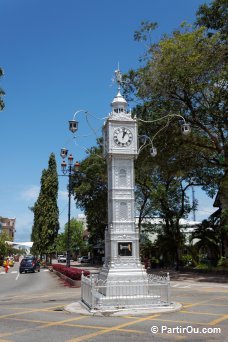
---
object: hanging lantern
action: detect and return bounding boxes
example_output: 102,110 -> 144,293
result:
60,148 -> 68,159
150,146 -> 157,157
69,120 -> 79,133
181,123 -> 191,135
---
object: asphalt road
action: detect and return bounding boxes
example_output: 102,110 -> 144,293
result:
0,262 -> 227,341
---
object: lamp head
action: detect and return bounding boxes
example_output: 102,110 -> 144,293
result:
69,120 -> 78,133
68,154 -> 74,166
60,148 -> 68,159
181,123 -> 191,135
74,161 -> 80,172
150,146 -> 157,157
61,160 -> 67,172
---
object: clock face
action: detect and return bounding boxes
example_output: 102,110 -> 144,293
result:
113,127 -> 133,147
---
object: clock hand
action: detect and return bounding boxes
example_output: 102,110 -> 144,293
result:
122,130 -> 126,139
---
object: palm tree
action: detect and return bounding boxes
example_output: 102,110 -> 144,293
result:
190,219 -> 220,266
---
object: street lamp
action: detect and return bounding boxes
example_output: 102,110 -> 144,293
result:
138,114 -> 191,157
59,109 -> 88,267
68,109 -> 88,134
60,149 -> 80,267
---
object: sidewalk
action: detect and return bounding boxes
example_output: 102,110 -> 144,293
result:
147,268 -> 228,283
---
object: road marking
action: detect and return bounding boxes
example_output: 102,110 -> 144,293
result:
0,269 -> 47,276
67,314 -> 160,342
181,310 -> 222,316
4,315 -> 144,336
0,304 -> 72,319
209,314 -> 228,325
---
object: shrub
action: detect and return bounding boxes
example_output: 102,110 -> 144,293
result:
195,263 -> 209,270
217,257 -> 228,268
52,264 -> 90,280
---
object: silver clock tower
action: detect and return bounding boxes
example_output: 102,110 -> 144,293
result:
99,69 -> 147,284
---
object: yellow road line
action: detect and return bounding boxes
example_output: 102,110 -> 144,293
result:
180,310 -> 221,316
154,318 -> 218,326
209,314 -> 228,325
33,316 -> 92,329
183,296 -> 228,309
0,328 -> 32,338
0,316 -> 86,339
183,299 -> 211,308
0,304 -> 68,319
67,314 -> 160,342
64,324 -> 144,334
192,303 -> 228,307
2,316 -> 144,335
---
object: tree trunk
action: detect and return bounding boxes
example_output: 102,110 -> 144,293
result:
220,170 -> 228,257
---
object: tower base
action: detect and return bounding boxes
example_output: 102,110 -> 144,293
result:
81,267 -> 171,311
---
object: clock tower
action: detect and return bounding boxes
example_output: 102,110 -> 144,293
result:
99,69 -> 147,284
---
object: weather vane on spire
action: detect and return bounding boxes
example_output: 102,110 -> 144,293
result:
115,69 -> 122,88
114,63 -> 123,91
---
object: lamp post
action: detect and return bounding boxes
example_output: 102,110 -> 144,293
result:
60,149 -> 80,267
59,110 -> 87,267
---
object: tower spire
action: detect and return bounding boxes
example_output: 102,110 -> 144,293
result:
114,66 -> 122,92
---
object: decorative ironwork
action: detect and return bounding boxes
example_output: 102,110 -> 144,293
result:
81,272 -> 171,311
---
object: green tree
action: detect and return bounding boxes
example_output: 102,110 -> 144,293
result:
126,20 -> 227,239
196,0 -> 228,39
55,218 -> 87,257
72,144 -> 107,245
31,153 -> 59,256
190,219 -> 221,265
0,67 -> 5,111
136,154 -> 197,267
0,232 -> 11,262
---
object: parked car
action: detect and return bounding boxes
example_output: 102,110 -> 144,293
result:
19,256 -> 40,273
3,257 -> 14,267
57,255 -> 67,263
80,256 -> 91,264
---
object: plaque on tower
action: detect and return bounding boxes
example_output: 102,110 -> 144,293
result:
118,242 -> 132,256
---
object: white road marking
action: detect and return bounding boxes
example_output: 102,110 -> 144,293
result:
0,269 -> 47,276
171,283 -> 191,288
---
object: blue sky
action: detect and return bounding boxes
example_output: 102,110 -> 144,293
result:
0,0 -> 214,242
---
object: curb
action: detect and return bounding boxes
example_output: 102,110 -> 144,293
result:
65,301 -> 182,316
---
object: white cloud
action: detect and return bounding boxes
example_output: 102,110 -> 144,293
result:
58,190 -> 68,201
195,206 -> 215,221
14,213 -> 33,242
20,185 -> 40,201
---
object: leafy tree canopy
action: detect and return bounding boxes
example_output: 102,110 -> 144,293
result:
31,153 -> 59,255
72,144 -> 107,244
196,0 -> 228,39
